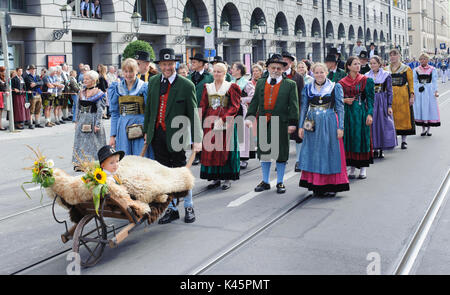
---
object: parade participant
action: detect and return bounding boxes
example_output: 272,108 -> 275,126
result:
359,51 -> 371,74
231,61 -> 255,169
413,53 -> 440,136
298,63 -> 349,197
11,68 -> 29,130
143,48 -> 203,224
282,51 -> 305,173
177,63 -> 189,77
97,64 -> 109,119
297,61 -> 314,85
325,54 -> 346,83
366,56 -> 397,158
245,54 -> 299,194
42,67 -> 57,127
251,64 -> 263,86
108,58 -> 152,158
339,56 -> 374,179
135,50 -> 153,82
98,145 -> 125,183
352,39 -> 366,57
106,66 -> 118,85
329,48 -> 345,70
385,49 -> 415,149
188,52 -> 214,165
210,56 -> 232,82
440,60 -> 448,83
72,70 -> 107,170
368,43 -> 378,58
199,62 -> 241,190
24,65 -> 44,128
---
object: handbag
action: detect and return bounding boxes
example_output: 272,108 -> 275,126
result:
81,124 -> 93,133
126,124 -> 144,140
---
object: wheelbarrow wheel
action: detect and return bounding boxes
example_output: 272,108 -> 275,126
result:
72,214 -> 107,267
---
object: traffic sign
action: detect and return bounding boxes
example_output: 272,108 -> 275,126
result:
204,25 -> 215,50
440,43 -> 446,50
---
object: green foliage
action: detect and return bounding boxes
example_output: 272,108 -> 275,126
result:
122,40 -> 156,61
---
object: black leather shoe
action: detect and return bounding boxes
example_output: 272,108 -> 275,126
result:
221,181 -> 231,190
35,124 -> 44,128
192,154 -> 200,166
184,207 -> 196,223
379,151 -> 385,158
254,181 -> 270,192
427,132 -> 432,136
54,121 -> 60,125
295,162 -> 301,172
29,124 -> 35,129
401,142 -> 407,150
276,183 -> 286,194
240,161 -> 248,169
59,120 -> 66,124
158,208 -> 180,224
421,131 -> 427,136
373,150 -> 379,158
207,180 -> 221,190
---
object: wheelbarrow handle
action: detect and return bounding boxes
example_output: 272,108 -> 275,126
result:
140,143 -> 149,158
186,151 -> 197,169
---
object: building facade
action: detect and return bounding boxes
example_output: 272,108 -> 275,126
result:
1,0 -> 408,71
408,0 -> 450,59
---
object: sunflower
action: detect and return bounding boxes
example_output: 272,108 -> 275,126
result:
94,168 -> 107,184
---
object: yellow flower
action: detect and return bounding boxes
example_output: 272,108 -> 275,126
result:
81,176 -> 87,184
94,168 -> 107,185
34,161 -> 38,166
33,168 -> 39,174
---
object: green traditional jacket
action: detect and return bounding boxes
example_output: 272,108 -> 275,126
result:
327,68 -> 347,83
187,71 -> 214,104
143,73 -> 203,153
246,77 -> 299,162
225,73 -> 232,82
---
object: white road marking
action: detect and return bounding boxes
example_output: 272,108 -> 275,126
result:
227,170 -> 297,207
27,186 -> 42,192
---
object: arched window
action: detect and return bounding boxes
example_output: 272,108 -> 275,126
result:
184,0 -> 200,28
134,0 -> 158,24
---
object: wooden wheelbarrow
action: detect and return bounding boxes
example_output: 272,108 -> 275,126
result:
54,149 -> 197,268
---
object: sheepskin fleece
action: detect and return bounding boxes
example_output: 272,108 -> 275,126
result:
46,168 -> 150,216
116,156 -> 195,203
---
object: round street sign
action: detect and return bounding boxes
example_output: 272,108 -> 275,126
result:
205,26 -> 213,34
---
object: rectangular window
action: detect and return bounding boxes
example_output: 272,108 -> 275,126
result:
349,2 -> 352,16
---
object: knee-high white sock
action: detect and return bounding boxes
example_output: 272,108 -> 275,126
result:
349,166 -> 356,175
402,135 -> 407,143
360,167 -> 367,177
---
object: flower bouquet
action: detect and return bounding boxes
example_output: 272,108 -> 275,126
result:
80,161 -> 109,215
21,146 -> 55,203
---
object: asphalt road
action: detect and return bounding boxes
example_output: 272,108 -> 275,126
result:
1,80 -> 450,275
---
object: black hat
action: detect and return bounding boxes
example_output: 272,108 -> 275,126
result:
329,48 -> 339,55
370,42 -> 376,47
266,54 -> 288,67
190,53 -> 208,64
281,51 -> 295,61
210,56 -> 225,64
27,64 -> 36,70
358,50 -> 369,59
98,145 -> 125,165
135,50 -> 151,62
325,54 -> 337,63
155,48 -> 179,64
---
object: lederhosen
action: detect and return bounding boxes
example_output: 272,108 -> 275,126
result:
151,76 -> 186,168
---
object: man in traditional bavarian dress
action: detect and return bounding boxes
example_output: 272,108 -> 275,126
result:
108,58 -> 152,158
136,50 -> 156,82
245,54 -> 300,194
188,53 -> 214,165
144,48 -> 203,224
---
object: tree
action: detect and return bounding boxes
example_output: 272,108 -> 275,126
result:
122,40 -> 156,61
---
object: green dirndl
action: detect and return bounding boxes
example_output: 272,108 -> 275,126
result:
200,124 -> 241,181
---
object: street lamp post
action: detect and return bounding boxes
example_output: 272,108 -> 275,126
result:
124,12 -> 142,42
0,11 -> 13,132
259,18 -> 267,60
53,5 -> 72,41
174,17 -> 192,63
276,27 -> 283,53
216,21 -> 229,46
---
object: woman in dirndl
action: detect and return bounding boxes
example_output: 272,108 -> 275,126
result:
298,63 -> 349,197
108,58 -> 152,158
413,53 -> 440,136
200,62 -> 241,190
72,70 -> 107,169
